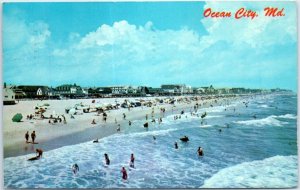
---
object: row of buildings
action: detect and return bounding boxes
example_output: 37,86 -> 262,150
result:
3,83 -> 288,103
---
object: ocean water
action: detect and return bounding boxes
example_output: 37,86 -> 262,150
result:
4,93 -> 298,188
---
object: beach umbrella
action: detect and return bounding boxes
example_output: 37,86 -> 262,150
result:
12,113 -> 23,122
69,108 -> 76,115
93,103 -> 102,108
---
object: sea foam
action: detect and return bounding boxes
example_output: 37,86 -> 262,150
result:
202,155 -> 298,188
234,115 -> 293,127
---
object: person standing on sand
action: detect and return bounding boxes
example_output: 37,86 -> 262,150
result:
31,131 -> 36,144
25,131 -> 29,143
123,113 -> 126,120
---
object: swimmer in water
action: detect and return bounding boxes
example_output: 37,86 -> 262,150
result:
197,147 -> 204,156
104,153 -> 110,165
175,142 -> 178,149
36,149 -> 43,159
121,167 -> 128,180
72,164 -> 79,174
129,153 -> 135,168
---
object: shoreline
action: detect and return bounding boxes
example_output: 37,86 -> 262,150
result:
3,95 -> 240,158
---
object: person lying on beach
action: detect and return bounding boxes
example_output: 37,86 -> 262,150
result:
121,167 -> 128,180
72,164 -> 79,174
104,153 -> 110,165
25,131 -> 29,143
36,148 -> 43,158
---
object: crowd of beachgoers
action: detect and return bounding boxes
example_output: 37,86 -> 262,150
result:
4,94 -> 241,160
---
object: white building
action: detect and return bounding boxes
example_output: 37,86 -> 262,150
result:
3,87 -> 16,105
111,86 -> 130,94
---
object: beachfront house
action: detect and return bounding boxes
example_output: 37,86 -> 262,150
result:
215,88 -> 231,95
137,86 -> 149,96
8,85 -> 26,99
3,85 -> 16,105
88,87 -> 112,97
161,84 -> 187,95
55,84 -> 85,98
185,85 -> 193,94
230,88 -> 246,94
199,85 -> 216,94
17,85 -> 50,99
195,88 -> 206,94
147,87 -> 163,96
111,86 -> 130,95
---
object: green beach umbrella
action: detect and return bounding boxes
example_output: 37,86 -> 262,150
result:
12,113 -> 23,122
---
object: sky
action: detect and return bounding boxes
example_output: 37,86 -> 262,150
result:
2,1 -> 297,91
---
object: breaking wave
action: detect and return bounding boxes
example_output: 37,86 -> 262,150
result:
234,114 -> 296,127
202,155 -> 298,188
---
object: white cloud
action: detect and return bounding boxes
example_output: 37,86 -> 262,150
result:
3,15 -> 51,51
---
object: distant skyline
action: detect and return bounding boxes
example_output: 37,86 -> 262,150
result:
3,2 -> 297,91
3,82 -> 291,91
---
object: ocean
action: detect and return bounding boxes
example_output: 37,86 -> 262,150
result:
4,93 -> 298,188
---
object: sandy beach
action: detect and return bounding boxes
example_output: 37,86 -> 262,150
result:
3,95 -> 236,158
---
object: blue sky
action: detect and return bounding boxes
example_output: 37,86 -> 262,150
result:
2,1 -> 297,91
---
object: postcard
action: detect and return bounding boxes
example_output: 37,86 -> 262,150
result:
2,1 -> 298,189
